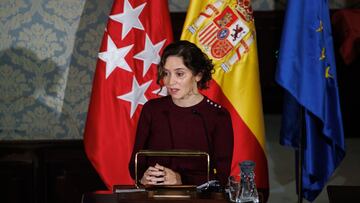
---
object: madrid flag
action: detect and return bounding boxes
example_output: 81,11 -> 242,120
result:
181,0 -> 269,194
84,0 -> 173,189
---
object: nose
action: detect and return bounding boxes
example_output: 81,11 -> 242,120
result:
165,75 -> 176,86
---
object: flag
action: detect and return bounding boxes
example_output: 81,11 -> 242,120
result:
275,0 -> 346,201
181,0 -> 269,195
84,0 -> 173,189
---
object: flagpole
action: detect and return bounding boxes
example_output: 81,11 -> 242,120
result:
297,107 -> 304,203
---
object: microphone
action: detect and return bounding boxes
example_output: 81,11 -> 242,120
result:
191,109 -> 211,147
192,109 -> 217,177
191,109 -> 199,115
163,110 -> 174,149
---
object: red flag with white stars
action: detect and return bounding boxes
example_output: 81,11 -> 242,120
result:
84,0 -> 173,189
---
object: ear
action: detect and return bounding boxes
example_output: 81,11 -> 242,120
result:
195,73 -> 203,82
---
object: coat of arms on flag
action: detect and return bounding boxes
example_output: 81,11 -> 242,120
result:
187,0 -> 254,72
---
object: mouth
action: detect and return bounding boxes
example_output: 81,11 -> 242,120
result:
168,88 -> 179,94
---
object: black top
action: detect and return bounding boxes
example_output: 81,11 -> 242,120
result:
129,96 -> 234,186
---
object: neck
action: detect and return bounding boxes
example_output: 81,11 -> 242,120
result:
172,93 -> 204,107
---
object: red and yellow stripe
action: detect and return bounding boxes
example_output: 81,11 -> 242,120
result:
181,0 -> 268,190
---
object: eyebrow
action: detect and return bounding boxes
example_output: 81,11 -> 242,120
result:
164,67 -> 187,71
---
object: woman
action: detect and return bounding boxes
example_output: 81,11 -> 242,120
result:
129,40 -> 234,186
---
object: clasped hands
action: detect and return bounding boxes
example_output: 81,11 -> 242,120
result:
140,163 -> 182,185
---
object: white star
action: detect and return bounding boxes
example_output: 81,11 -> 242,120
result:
134,34 -> 167,77
110,0 -> 146,40
98,35 -> 134,79
117,77 -> 152,118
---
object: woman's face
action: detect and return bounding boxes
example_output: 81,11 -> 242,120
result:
163,56 -> 202,102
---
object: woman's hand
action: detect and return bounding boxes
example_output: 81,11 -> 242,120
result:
140,163 -> 182,185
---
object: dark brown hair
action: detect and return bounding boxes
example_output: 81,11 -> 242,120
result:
157,40 -> 214,90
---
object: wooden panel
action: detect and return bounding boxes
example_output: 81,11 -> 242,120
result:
0,141 -> 107,203
0,161 -> 35,203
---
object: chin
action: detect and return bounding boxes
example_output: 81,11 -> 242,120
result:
170,95 -> 181,100
170,94 -> 185,100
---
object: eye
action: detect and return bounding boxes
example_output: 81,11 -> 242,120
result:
176,72 -> 185,77
163,71 -> 170,77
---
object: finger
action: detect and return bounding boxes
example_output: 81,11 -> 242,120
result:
147,177 -> 165,185
156,181 -> 165,185
147,166 -> 160,172
145,175 -> 160,185
146,180 -> 158,185
145,168 -> 161,178
145,175 -> 154,181
154,163 -> 165,171
148,171 -> 164,177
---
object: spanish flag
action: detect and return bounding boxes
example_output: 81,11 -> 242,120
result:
181,0 -> 269,195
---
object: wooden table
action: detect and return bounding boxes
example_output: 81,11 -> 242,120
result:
82,190 -> 230,203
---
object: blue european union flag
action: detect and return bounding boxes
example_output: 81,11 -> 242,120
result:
275,0 -> 346,201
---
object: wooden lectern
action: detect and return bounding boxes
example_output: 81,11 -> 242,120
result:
82,150 -> 265,202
